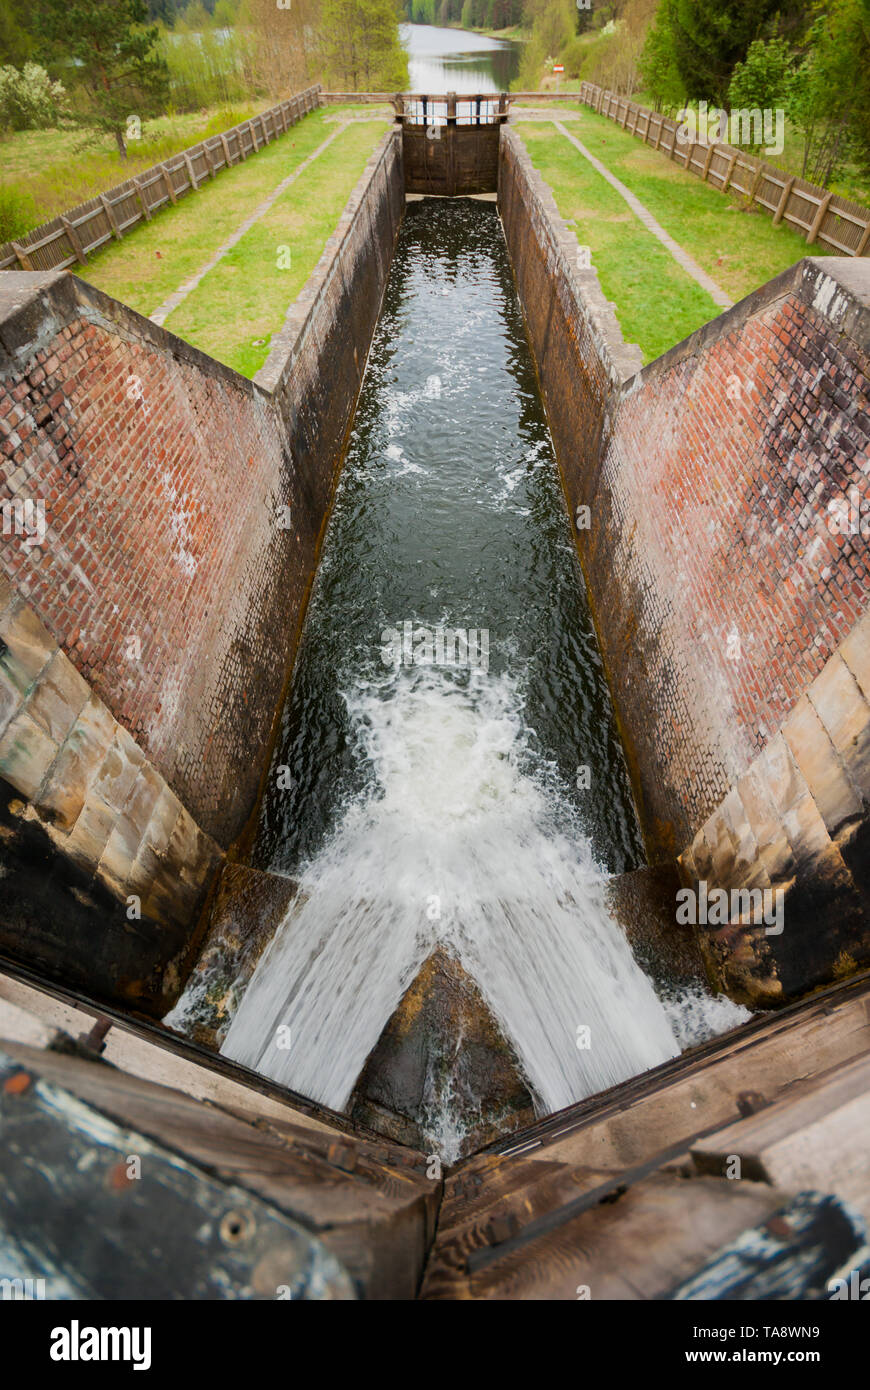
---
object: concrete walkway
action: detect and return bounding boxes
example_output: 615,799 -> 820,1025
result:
521,115 -> 733,311
149,124 -> 350,328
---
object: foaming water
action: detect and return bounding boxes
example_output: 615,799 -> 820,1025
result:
222,669 -> 681,1114
192,200 -> 750,1142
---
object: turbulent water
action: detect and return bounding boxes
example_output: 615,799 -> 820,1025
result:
206,200 -> 746,1127
222,669 -> 680,1114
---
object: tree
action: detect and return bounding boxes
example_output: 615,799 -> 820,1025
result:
35,0 -> 169,157
660,0 -> 792,103
788,3 -> 870,186
319,0 -> 409,91
638,0 -> 685,109
0,62 -> 67,130
727,37 -> 791,112
0,0 -> 37,68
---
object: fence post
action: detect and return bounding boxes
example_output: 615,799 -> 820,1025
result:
134,177 -> 152,221
61,216 -> 88,265
746,161 -> 765,204
99,194 -> 123,239
701,143 -> 715,180
856,221 -> 870,257
807,190 -> 832,245
721,149 -> 738,191
11,241 -> 33,270
160,166 -> 177,205
219,132 -> 231,167
183,152 -> 200,189
772,175 -> 794,225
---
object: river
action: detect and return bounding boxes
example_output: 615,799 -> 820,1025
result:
401,22 -> 521,93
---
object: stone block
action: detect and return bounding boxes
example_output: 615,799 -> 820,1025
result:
839,609 -> 870,702
781,790 -> 834,871
121,764 -> 164,843
736,764 -> 794,881
34,695 -> 115,831
0,600 -> 55,692
167,808 -> 218,890
783,694 -> 862,835
808,654 -> 870,796
92,727 -> 145,813
757,734 -> 806,820
0,666 -> 23,740
63,793 -> 116,872
0,710 -> 58,800
24,650 -> 90,746
143,786 -> 183,856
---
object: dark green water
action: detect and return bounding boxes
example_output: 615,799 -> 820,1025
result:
217,198 -> 747,1132
255,198 -> 643,875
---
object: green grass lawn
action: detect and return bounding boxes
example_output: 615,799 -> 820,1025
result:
0,103 -> 274,239
562,104 -> 834,298
159,118 -> 388,378
517,121 -> 723,362
517,109 -> 834,362
79,108 -> 350,317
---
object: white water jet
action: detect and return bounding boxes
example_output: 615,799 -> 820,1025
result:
221,669 -> 684,1115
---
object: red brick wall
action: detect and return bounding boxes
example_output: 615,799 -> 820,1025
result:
0,135 -> 403,850
589,263 -> 869,853
0,276 -> 300,846
499,136 -> 869,861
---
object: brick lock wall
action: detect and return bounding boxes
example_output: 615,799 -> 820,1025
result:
594,263 -> 869,854
0,136 -> 404,855
0,275 -> 302,847
500,138 -> 869,863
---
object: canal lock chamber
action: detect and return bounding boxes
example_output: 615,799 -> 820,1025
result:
166,193 -> 750,1160
1,116 -> 868,1178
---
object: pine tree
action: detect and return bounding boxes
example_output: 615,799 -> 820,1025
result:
36,0 -> 168,156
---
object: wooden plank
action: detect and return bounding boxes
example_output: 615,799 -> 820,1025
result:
183,151 -> 199,190
808,189 -> 833,244
11,241 -> 34,270
773,174 -> 794,225
691,1049 -> 870,1224
721,148 -> 739,191
60,215 -> 88,265
160,166 -> 177,205
99,193 -> 123,238
134,176 -> 153,220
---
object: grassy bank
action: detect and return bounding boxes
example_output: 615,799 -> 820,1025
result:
0,104 -> 278,241
79,112 -> 387,379
162,119 -> 388,377
517,108 -> 833,361
518,120 -> 721,361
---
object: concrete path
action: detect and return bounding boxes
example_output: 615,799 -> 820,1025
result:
521,116 -> 733,311
149,124 -> 350,329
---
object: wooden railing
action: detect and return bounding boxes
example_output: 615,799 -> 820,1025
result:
393,93 -> 511,126
578,82 -> 870,257
0,86 -> 322,275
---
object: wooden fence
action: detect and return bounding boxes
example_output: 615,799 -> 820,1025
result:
578,82 -> 870,257
0,86 -> 322,275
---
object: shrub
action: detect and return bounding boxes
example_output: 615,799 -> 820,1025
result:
0,63 -> 68,131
